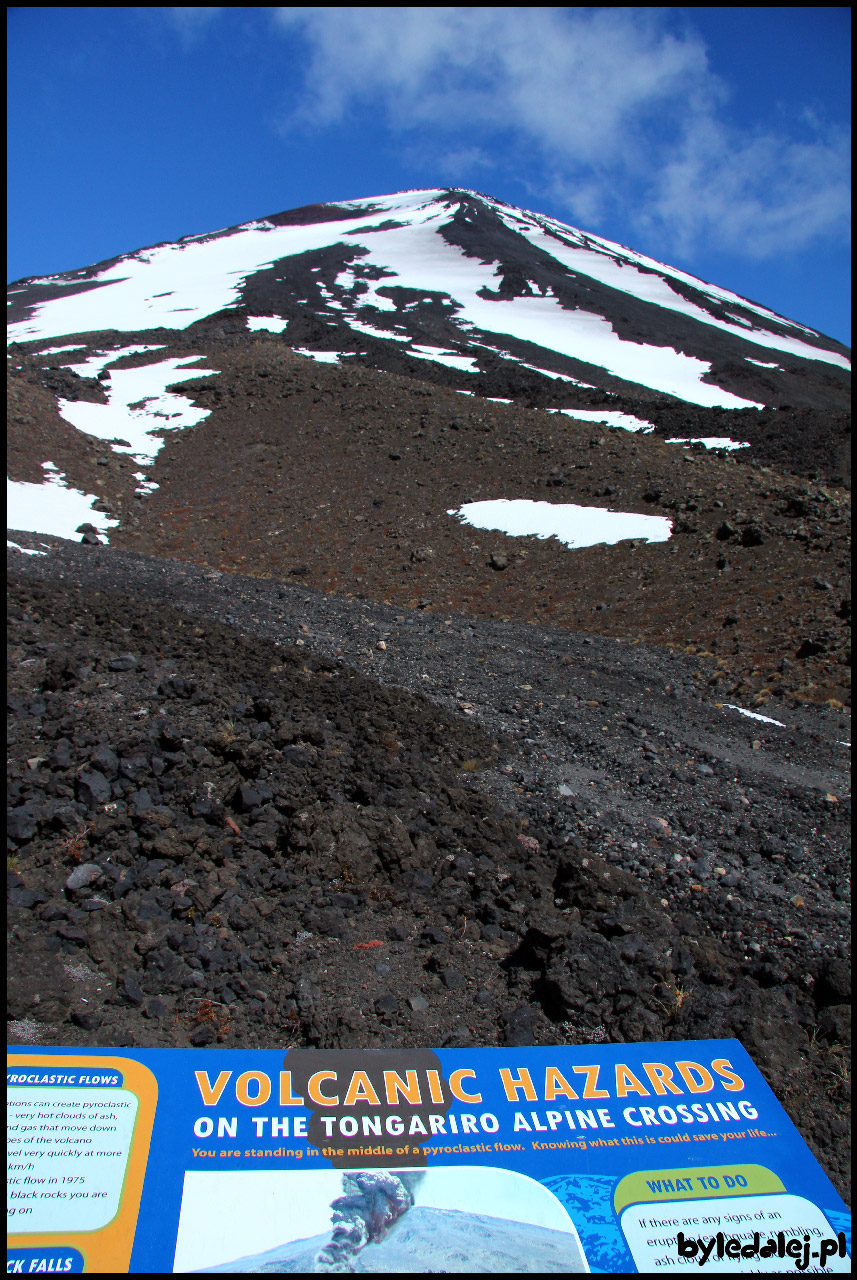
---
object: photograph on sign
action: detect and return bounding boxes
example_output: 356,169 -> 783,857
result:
173,1166 -> 587,1271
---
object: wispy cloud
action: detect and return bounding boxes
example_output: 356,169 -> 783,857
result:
165,7 -> 223,49
642,118 -> 851,260
272,7 -> 849,260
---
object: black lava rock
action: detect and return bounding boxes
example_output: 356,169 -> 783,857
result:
76,770 -> 111,807
7,804 -> 38,842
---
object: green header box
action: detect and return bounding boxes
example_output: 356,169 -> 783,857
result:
615,1164 -> 785,1212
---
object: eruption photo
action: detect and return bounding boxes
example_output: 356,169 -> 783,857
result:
172,1166 -> 589,1272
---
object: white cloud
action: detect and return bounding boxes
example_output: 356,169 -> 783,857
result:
641,117 -> 851,259
275,9 -> 711,153
166,7 -> 223,47
273,8 -> 849,260
434,145 -> 496,182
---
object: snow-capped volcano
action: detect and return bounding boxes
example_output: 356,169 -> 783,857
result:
7,189 -> 849,411
6,188 -> 852,715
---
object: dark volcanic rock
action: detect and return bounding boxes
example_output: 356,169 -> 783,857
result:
76,770 -> 111,807
5,555 -> 851,1202
8,804 -> 38,843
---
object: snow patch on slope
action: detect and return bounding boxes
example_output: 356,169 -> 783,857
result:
56,355 -> 217,487
724,704 -> 787,727
292,348 -> 342,364
7,540 -> 48,556
549,408 -> 655,433
247,315 -> 289,333
7,462 -> 118,542
66,345 -> 165,378
348,317 -> 412,342
449,498 -> 672,548
408,344 -> 479,371
666,437 -> 749,451
319,206 -> 767,409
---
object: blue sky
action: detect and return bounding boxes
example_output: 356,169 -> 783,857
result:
7,7 -> 850,344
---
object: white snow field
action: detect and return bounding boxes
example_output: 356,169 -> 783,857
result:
666,437 -> 750,450
449,498 -> 672,548
246,315 -> 289,333
7,541 -> 48,556
548,407 -> 655,433
408,343 -> 480,372
65,344 -> 165,378
7,462 -> 118,542
468,343 -> 596,385
489,201 -> 846,366
9,190 -> 847,408
725,704 -> 787,727
348,317 -> 413,342
55,354 -> 217,485
291,348 -> 343,364
7,347 -> 216,533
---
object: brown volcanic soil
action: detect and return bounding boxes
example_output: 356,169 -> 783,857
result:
10,340 -> 847,706
7,362 -> 110,491
95,343 -> 850,710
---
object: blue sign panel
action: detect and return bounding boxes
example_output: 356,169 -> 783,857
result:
6,1041 -> 850,1273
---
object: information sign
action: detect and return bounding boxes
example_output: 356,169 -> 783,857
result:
7,1041 -> 850,1273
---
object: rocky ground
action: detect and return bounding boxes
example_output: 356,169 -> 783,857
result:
7,339 -> 851,710
6,539 -> 851,1201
